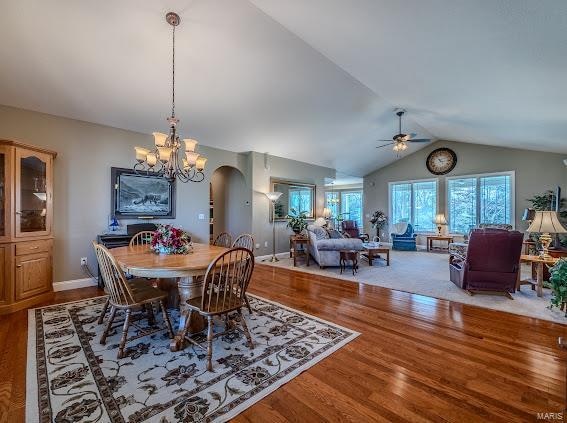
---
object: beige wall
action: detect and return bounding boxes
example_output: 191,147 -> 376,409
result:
211,165 -> 251,240
363,140 -> 567,244
0,105 -> 332,280
0,106 -> 250,282
250,152 -> 335,255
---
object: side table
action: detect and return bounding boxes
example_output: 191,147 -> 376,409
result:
427,235 -> 454,252
339,250 -> 359,275
517,254 -> 558,297
289,235 -> 310,267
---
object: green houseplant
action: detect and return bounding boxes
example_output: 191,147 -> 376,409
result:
286,208 -> 309,234
549,258 -> 567,317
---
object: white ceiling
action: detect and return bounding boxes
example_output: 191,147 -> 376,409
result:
1,1 -> 565,177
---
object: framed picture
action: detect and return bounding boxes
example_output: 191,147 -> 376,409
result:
111,167 -> 176,219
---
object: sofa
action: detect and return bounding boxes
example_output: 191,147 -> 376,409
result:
449,228 -> 523,296
391,223 -> 417,251
306,224 -> 363,268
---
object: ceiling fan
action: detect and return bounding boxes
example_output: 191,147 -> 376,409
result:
376,109 -> 430,152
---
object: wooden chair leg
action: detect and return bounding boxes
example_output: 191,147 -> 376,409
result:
118,309 -> 132,359
237,309 -> 254,349
244,294 -> 253,314
97,298 -> 110,325
145,303 -> 156,326
100,306 -> 116,345
160,300 -> 174,339
206,316 -> 214,371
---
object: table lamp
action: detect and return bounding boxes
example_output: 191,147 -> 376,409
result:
264,192 -> 283,262
434,214 -> 448,235
322,207 -> 332,219
526,211 -> 567,259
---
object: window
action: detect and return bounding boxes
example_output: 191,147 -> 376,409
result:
389,180 -> 437,232
324,189 -> 363,228
341,191 -> 363,228
289,188 -> 312,214
325,191 -> 339,218
447,172 -> 514,233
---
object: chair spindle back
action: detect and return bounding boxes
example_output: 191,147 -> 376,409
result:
201,247 -> 254,313
129,231 -> 154,247
213,232 -> 232,248
93,242 -> 136,306
232,233 -> 255,251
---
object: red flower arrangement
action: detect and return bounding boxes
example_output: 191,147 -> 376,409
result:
151,224 -> 192,255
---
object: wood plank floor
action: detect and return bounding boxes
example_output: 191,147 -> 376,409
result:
1,264 -> 566,422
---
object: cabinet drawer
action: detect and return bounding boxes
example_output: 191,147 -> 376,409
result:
15,240 -> 52,256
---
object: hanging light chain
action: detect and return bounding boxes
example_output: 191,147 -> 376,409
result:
171,22 -> 176,119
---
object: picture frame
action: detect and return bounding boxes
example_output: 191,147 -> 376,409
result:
111,167 -> 176,219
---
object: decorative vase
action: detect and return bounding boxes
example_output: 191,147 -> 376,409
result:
293,227 -> 302,234
158,246 -> 176,255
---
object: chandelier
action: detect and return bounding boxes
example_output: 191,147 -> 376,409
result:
134,12 -> 207,183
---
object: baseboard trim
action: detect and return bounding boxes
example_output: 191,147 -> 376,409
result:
255,252 -> 289,261
53,278 -> 98,292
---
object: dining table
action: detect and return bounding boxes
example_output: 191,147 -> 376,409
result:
111,242 -> 228,351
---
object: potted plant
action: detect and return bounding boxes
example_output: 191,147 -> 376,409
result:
549,258 -> 567,317
369,210 -> 388,241
286,208 -> 309,234
151,224 -> 192,255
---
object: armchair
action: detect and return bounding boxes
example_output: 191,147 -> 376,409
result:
449,229 -> 523,297
341,220 -> 369,242
391,223 -> 417,251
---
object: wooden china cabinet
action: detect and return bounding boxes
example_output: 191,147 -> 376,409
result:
0,140 -> 56,314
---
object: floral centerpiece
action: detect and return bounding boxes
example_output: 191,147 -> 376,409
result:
151,224 -> 192,255
370,210 -> 388,240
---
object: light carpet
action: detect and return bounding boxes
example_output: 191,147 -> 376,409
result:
27,295 -> 358,422
262,250 -> 567,324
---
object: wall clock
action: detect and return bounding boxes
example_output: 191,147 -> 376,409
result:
426,148 -> 457,175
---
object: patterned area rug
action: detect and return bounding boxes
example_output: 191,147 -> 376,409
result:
27,295 -> 358,422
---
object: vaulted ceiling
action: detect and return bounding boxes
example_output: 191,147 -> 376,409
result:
1,0 -> 565,176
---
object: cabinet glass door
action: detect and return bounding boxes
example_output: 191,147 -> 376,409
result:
17,150 -> 51,236
0,151 -> 5,237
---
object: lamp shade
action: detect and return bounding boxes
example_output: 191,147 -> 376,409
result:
434,213 -> 447,225
322,207 -> 332,218
522,208 -> 536,221
195,156 -> 208,171
185,152 -> 200,167
134,146 -> 150,161
152,132 -> 168,147
526,211 -> 567,234
184,139 -> 198,152
266,192 -> 283,202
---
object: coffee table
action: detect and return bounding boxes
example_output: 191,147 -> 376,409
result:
361,243 -> 390,266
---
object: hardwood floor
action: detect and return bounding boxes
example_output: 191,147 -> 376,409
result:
1,264 -> 565,422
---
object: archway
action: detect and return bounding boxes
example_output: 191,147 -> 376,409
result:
210,166 -> 251,243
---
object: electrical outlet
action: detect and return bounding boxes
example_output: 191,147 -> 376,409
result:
255,243 -> 260,249
198,213 -> 206,220
264,241 -> 268,247
80,257 -> 88,266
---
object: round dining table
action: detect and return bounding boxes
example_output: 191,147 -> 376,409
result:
111,243 -> 228,351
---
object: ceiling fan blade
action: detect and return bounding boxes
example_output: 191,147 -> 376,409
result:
376,143 -> 394,149
376,139 -> 393,142
408,138 -> 431,143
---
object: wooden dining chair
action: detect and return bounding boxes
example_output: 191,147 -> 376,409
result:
232,234 -> 255,314
232,233 -> 255,250
129,230 -> 154,247
212,232 -> 232,248
180,247 -> 255,371
93,242 -> 174,358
